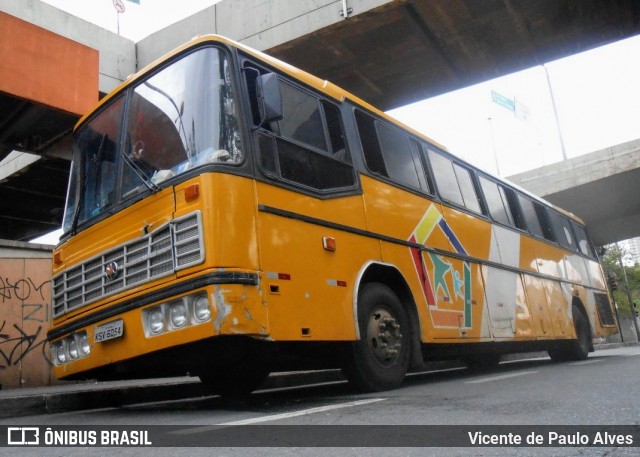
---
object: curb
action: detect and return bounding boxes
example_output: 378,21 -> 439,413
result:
0,370 -> 345,420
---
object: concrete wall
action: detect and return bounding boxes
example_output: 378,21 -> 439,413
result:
0,0 -> 135,93
0,240 -> 54,389
136,0 -> 390,68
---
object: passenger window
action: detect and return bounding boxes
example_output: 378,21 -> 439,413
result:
430,151 -> 481,213
321,101 -> 349,162
453,163 -> 481,213
355,110 -> 387,176
376,123 -> 423,190
247,66 -> 356,192
535,204 -> 556,242
480,176 -> 513,226
518,194 -> 544,238
430,152 -> 464,207
570,221 -> 596,258
276,81 -> 327,152
355,110 -> 428,191
549,210 -> 578,251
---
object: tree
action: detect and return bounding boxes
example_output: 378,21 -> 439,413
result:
601,244 -> 640,315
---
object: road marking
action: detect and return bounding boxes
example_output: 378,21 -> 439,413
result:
465,370 -> 539,384
172,398 -> 386,434
569,359 -> 603,366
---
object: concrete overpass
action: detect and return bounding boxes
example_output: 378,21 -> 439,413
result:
507,139 -> 640,246
1,0 -> 640,240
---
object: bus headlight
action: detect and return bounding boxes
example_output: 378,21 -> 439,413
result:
68,338 -> 79,360
170,302 -> 188,329
149,307 -> 165,334
143,292 -> 212,338
55,342 -> 66,365
78,332 -> 91,356
193,295 -> 211,322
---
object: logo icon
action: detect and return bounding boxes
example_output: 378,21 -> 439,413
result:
104,261 -> 121,281
7,427 -> 39,445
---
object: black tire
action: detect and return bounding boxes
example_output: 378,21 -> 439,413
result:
199,364 -> 270,399
342,283 -> 411,392
548,304 -> 591,362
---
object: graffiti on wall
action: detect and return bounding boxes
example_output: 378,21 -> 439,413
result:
0,264 -> 53,388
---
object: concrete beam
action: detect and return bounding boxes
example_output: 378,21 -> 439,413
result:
507,139 -> 640,197
136,0 -> 390,68
508,139 -> 640,246
0,151 -> 41,182
0,0 -> 135,94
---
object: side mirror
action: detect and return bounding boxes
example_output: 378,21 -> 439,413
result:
256,73 -> 283,124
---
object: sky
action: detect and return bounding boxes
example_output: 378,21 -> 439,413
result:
31,0 -> 640,243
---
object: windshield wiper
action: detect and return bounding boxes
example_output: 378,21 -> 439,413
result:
120,148 -> 160,193
69,133 -> 107,236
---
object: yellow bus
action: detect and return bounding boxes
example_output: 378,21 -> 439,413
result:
48,35 -> 618,395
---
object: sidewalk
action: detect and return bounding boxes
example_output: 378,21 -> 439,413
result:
0,343 -> 635,419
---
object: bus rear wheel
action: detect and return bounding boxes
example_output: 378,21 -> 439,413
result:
343,283 -> 410,392
548,304 -> 591,362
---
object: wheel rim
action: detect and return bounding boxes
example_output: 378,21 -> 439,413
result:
365,306 -> 403,367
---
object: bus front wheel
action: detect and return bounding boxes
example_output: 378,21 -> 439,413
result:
343,283 -> 410,392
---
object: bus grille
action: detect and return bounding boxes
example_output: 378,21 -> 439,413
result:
52,211 -> 204,317
594,292 -> 616,327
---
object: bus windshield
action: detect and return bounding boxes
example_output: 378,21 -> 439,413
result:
62,46 -> 242,234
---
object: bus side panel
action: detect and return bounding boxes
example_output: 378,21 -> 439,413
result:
585,258 -> 607,290
520,235 -> 565,279
542,279 -> 573,338
481,267 -> 534,339
254,182 -> 373,341
361,176 -> 492,342
522,275 -> 556,339
563,252 -> 590,287
423,253 -> 488,340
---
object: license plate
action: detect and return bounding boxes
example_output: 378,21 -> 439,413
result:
94,319 -> 124,343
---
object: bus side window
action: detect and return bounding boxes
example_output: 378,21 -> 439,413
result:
549,210 -> 578,251
517,194 -> 544,239
376,123 -> 425,190
276,81 -> 327,151
246,63 -> 355,192
571,220 -> 596,258
503,186 -> 527,230
429,150 -> 482,214
429,151 -> 464,207
480,175 -> 513,226
355,110 -> 387,177
535,204 -> 556,242
321,100 -> 350,163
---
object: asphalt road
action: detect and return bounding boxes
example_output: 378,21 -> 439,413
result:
2,346 -> 640,457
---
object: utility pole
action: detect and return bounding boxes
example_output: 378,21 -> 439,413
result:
488,117 -> 500,176
543,65 -> 568,162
